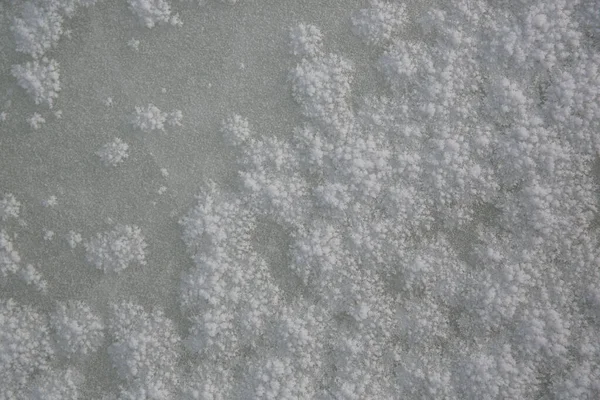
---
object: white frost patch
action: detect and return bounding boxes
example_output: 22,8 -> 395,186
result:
0,299 -> 54,399
0,193 -> 21,221
28,112 -> 46,130
128,0 -> 183,28
12,58 -> 61,109
131,104 -> 183,133
0,230 -> 21,278
66,231 -> 83,249
84,224 -> 147,273
27,368 -> 83,400
11,1 -> 64,58
19,264 -> 48,293
289,23 -> 323,58
127,38 -> 140,52
41,195 -> 58,208
351,0 -> 406,46
50,301 -> 105,359
96,137 -> 130,167
107,302 -> 179,398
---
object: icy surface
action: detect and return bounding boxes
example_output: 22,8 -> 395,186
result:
1,0 -> 600,398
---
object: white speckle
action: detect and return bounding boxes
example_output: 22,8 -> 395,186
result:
41,195 -> 58,208
96,138 -> 129,167
43,230 -> 55,241
66,231 -> 83,249
28,112 -> 46,130
127,38 -> 140,52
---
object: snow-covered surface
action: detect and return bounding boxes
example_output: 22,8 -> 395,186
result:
1,0 -> 600,398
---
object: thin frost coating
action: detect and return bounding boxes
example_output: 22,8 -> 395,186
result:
27,368 -> 83,400
289,24 -> 323,58
1,231 -> 48,292
107,302 -> 180,398
96,138 -> 130,167
180,184 -> 281,361
50,301 -> 105,359
351,0 -> 405,46
127,0 -> 182,28
11,58 -> 61,109
0,230 -> 21,279
131,104 -> 182,133
27,112 -> 46,130
0,299 -> 54,400
84,224 -> 147,273
0,193 -> 20,221
11,1 -> 64,58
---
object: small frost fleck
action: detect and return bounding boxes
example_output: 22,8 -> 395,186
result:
66,231 -> 83,249
96,138 -> 129,167
127,38 -> 140,52
1,194 -> 21,221
28,113 -> 46,130
42,195 -> 58,208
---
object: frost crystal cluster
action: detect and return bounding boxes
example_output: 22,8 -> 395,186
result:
11,58 -> 61,109
176,1 -> 600,397
96,138 -> 130,167
2,0 -> 600,399
50,300 -> 105,358
128,0 -> 182,28
131,104 -> 183,133
84,224 -> 147,273
107,302 -> 180,398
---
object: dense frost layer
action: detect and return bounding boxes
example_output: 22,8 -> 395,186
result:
2,0 -> 600,399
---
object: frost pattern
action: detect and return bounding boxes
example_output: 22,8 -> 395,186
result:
84,224 -> 147,273
50,301 -> 105,359
11,58 -> 61,109
0,194 -> 20,221
131,104 -> 183,133
127,0 -> 182,28
176,5 -> 600,397
107,302 -> 180,398
0,299 -> 54,400
96,138 -> 130,167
